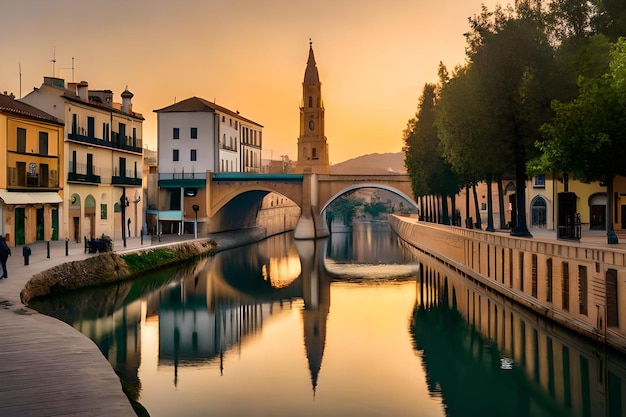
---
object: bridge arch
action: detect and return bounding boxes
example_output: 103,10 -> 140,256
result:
319,183 -> 418,214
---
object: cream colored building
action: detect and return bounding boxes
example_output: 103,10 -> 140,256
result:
22,77 -> 144,242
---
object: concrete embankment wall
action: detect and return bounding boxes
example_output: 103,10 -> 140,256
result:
390,215 -> 626,353
20,229 -> 272,305
21,206 -> 299,305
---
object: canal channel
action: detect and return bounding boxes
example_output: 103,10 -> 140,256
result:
31,222 -> 625,417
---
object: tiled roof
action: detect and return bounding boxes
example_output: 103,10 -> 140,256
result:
154,96 -> 262,127
0,94 -> 62,125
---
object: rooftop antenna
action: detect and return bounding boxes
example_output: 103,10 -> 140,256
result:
60,57 -> 75,82
19,62 -> 22,99
50,47 -> 57,77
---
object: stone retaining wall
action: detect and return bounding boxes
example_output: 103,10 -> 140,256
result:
390,215 -> 626,353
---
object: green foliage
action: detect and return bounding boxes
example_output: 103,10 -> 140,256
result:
539,37 -> 626,182
363,202 -> 389,218
326,194 -> 364,225
122,248 -> 178,273
403,83 -> 460,199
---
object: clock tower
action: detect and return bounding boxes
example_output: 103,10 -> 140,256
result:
295,41 -> 330,174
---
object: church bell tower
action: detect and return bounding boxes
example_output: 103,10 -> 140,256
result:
296,40 -> 330,174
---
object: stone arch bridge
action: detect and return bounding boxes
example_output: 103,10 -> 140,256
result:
206,173 -> 416,239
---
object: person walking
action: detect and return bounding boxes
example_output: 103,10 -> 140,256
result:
0,236 -> 11,279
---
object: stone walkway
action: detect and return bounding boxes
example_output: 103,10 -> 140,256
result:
0,227 -> 624,416
0,234 -> 193,417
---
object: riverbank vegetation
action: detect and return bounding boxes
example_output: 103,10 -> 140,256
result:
403,0 -> 626,242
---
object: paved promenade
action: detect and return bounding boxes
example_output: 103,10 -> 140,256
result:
0,234 -> 194,417
0,227 -> 625,416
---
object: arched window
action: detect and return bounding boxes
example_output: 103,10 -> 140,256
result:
308,96 -> 313,108
312,147 -> 317,160
531,196 -> 547,227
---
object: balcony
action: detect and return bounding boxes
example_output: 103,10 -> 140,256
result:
7,167 -> 59,189
68,161 -> 101,184
68,129 -> 143,154
112,167 -> 142,186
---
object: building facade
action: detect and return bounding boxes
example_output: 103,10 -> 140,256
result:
295,42 -> 330,174
152,97 -> 262,235
0,92 -> 64,246
21,77 -> 144,243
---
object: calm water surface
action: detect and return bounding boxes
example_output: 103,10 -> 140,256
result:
32,222 -> 626,417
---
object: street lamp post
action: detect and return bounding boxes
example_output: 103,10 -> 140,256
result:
192,204 -> 199,239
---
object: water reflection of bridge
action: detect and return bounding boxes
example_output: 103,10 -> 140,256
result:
151,236 -> 333,392
406,244 -> 626,417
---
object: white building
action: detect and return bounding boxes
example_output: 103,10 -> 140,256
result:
151,97 -> 262,235
22,77 -> 144,242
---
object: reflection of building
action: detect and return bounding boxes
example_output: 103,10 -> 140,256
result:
22,77 -> 144,242
295,41 -> 330,174
296,238 -> 331,394
0,92 -> 64,245
410,250 -> 626,417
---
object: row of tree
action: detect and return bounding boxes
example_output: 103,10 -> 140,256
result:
403,0 -> 626,243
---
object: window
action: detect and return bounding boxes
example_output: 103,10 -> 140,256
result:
578,265 -> 588,315
40,164 -> 49,187
308,96 -> 313,107
173,149 -> 179,161
534,174 -> 546,188
191,127 -> 197,139
190,149 -> 197,161
87,116 -> 95,138
118,123 -> 126,144
27,162 -> 38,186
17,127 -> 26,153
173,127 -> 179,139
103,123 -> 110,141
39,132 -> 48,156
100,204 -> 108,220
562,262 -> 570,311
531,196 -> 547,227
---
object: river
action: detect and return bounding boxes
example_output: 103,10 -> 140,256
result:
31,222 -> 625,417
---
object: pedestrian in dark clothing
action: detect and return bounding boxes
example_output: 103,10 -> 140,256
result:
0,236 -> 11,279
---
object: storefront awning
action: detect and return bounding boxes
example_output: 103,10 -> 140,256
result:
0,191 -> 63,205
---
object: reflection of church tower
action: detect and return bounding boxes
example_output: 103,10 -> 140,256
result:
296,239 -> 331,395
296,40 -> 330,174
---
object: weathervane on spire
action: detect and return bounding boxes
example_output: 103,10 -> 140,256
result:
309,38 -> 312,48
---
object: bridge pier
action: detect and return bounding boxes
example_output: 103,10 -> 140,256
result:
294,173 -> 329,240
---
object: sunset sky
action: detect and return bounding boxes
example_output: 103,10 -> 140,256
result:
1,0 -> 502,164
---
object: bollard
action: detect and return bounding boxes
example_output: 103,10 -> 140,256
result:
22,246 -> 31,265
65,237 -> 69,256
141,230 -> 144,245
84,236 -> 88,254
47,241 -> 50,258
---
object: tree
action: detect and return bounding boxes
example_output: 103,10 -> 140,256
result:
539,38 -> 626,243
404,84 -> 460,224
463,3 -> 557,237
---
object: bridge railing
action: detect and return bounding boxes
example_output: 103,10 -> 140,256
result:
159,172 -> 207,180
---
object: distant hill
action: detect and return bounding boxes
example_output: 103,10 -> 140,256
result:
330,152 -> 406,175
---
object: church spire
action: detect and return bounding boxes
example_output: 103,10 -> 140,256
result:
295,40 -> 330,174
304,39 -> 320,86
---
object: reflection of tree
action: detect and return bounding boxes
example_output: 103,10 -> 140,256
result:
410,303 -> 569,417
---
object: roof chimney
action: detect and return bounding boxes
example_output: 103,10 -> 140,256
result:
77,81 -> 88,101
121,87 -> 134,114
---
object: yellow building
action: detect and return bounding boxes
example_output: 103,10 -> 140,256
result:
0,92 -> 64,246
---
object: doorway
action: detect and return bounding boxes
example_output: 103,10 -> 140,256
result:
15,208 -> 25,245
590,205 -> 606,230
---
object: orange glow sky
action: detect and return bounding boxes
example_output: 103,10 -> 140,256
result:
1,0 -> 501,164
